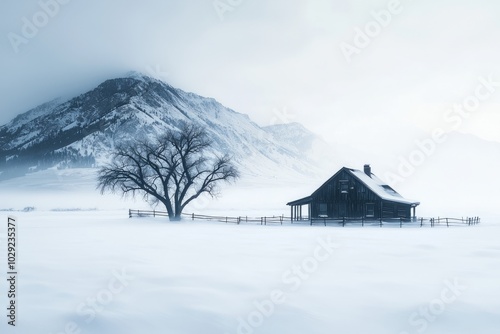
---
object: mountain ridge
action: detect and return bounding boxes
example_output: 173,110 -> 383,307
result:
0,73 -> 334,181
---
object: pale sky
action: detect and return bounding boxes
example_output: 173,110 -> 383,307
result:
1,0 -> 500,148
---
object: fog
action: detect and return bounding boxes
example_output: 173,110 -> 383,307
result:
1,0 -> 500,148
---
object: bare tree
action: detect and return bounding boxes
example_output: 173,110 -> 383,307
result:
97,123 -> 239,220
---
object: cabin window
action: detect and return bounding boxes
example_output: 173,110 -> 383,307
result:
398,207 -> 407,217
340,180 -> 348,194
319,203 -> 327,216
382,185 -> 398,196
366,203 -> 375,217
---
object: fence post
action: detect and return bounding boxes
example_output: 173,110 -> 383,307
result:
342,217 -> 345,227
237,217 -> 240,225
192,213 -> 194,221
362,217 -> 364,227
265,217 -> 267,225
129,209 -> 131,218
420,217 -> 423,227
446,218 -> 449,227
400,218 -> 402,228
380,217 -> 382,227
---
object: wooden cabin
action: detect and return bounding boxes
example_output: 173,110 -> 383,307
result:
287,165 -> 419,221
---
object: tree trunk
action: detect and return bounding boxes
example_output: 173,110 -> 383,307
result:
170,214 -> 182,221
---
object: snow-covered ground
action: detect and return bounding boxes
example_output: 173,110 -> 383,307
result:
0,211 -> 499,334
0,168 -> 499,333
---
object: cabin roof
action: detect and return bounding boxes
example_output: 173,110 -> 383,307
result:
347,168 -> 419,205
287,166 -> 420,206
287,196 -> 313,206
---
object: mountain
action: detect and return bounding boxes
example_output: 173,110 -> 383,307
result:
0,72 -> 334,180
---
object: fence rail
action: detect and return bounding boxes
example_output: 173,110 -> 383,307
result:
309,216 -> 480,227
128,209 -> 169,218
129,210 -> 288,225
128,209 -> 480,227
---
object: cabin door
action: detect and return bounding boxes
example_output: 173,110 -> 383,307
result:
366,203 -> 375,218
338,203 -> 347,218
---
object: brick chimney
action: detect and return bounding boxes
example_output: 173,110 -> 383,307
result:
364,164 -> 371,177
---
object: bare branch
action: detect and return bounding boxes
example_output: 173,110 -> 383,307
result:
97,121 -> 239,220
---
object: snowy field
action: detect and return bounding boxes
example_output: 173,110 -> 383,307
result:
0,211 -> 499,334
0,168 -> 499,334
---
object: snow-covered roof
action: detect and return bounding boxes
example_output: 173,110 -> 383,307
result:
287,166 -> 420,206
347,168 -> 419,205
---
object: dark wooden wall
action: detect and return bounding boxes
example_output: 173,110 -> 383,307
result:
310,169 -> 411,219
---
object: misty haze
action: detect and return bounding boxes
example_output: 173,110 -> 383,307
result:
0,1 -> 499,334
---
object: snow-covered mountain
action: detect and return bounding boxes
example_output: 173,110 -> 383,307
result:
0,72 -> 334,180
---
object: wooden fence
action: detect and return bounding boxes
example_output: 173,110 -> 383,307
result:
309,216 -> 481,227
129,209 -> 287,225
183,213 -> 287,225
128,209 -> 169,218
128,209 -> 480,227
